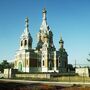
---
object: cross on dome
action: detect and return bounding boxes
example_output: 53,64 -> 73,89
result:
25,17 -> 29,28
42,8 -> 47,20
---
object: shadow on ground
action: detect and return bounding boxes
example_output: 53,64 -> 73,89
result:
0,81 -> 90,90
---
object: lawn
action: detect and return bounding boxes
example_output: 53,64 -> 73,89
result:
53,76 -> 90,82
14,75 -> 90,82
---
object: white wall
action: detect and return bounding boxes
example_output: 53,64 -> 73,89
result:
75,67 -> 90,77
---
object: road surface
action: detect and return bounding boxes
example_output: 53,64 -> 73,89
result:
0,79 -> 90,87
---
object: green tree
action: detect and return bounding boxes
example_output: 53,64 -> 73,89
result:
1,60 -> 9,68
0,64 -> 3,72
68,64 -> 75,72
0,60 -> 14,73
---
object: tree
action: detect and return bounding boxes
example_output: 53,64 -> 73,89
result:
9,62 -> 14,68
0,64 -> 3,72
1,60 -> 9,68
0,60 -> 14,73
68,64 -> 75,72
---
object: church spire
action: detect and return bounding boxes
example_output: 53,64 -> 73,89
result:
59,33 -> 64,48
24,17 -> 29,35
25,17 -> 29,29
42,8 -> 47,20
40,8 -> 48,32
20,17 -> 33,50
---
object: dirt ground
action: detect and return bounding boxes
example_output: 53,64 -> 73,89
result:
0,81 -> 90,90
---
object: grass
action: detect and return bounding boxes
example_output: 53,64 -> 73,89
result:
54,76 -> 90,82
11,75 -> 90,83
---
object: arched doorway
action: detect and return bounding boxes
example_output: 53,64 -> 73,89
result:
49,60 -> 53,70
18,62 -> 22,72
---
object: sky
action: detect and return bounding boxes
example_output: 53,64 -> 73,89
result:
0,0 -> 90,66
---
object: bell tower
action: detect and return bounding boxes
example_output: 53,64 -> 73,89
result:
58,34 -> 68,73
20,17 -> 32,50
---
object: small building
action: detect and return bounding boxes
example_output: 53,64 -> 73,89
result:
4,68 -> 18,78
75,67 -> 90,77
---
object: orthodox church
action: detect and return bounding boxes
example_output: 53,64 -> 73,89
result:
14,8 -> 68,73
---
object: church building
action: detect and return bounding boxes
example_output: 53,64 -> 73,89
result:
14,8 -> 68,73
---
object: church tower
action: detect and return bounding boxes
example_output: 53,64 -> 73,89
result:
20,17 -> 32,50
36,8 -> 56,72
58,34 -> 68,73
36,8 -> 55,51
14,17 -> 33,72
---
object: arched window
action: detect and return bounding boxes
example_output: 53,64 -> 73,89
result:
27,59 -> 28,66
21,41 -> 23,46
18,62 -> 22,72
43,60 -> 44,66
24,40 -> 27,46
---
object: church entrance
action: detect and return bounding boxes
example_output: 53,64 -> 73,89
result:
18,62 -> 22,72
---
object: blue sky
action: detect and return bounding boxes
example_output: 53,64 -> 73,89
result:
0,0 -> 90,66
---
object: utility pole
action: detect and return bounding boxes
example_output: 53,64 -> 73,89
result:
75,59 -> 76,69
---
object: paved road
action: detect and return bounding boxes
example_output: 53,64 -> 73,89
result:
0,79 -> 90,87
